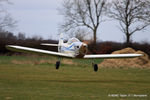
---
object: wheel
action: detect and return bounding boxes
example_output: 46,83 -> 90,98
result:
56,61 -> 60,69
93,64 -> 98,72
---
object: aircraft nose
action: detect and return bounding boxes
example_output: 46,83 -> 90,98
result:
75,43 -> 88,58
80,43 -> 88,54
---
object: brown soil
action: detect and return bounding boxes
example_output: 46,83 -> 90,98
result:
11,59 -> 76,65
99,48 -> 150,68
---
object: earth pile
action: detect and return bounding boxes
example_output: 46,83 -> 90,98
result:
100,48 -> 150,68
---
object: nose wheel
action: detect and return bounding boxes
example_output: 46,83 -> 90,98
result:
56,61 -> 60,69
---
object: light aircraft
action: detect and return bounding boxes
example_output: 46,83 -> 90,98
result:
6,33 -> 143,72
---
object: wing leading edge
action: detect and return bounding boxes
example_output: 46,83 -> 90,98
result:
84,54 -> 143,59
6,45 -> 74,58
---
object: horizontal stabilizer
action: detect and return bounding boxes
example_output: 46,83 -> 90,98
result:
41,43 -> 58,46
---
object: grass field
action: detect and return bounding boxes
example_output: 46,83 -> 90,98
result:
0,55 -> 150,100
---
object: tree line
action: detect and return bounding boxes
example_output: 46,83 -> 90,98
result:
0,31 -> 58,54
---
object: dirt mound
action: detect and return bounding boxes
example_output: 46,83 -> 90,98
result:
100,48 -> 150,68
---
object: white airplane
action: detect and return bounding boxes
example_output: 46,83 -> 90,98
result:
6,33 -> 143,72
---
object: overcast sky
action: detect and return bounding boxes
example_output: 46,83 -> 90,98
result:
6,0 -> 150,43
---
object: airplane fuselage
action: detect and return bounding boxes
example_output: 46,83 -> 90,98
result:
58,38 -> 88,58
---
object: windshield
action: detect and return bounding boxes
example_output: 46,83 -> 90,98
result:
67,38 -> 80,44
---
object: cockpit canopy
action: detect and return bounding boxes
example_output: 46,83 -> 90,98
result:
67,38 -> 80,44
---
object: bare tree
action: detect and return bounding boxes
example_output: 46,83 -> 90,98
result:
109,0 -> 150,46
17,32 -> 26,40
68,28 -> 91,41
0,0 -> 16,31
60,0 -> 106,46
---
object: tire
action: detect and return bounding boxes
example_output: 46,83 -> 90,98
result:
94,64 -> 98,72
56,61 -> 60,69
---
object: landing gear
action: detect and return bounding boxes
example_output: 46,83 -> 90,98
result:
93,63 -> 98,72
55,57 -> 62,70
56,61 -> 60,69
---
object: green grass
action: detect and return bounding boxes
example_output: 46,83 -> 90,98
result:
0,55 -> 150,100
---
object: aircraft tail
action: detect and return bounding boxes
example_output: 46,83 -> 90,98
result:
41,33 -> 64,47
41,33 -> 64,52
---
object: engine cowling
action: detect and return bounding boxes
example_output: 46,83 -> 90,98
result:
76,44 -> 88,58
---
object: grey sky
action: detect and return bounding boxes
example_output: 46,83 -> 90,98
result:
6,0 -> 150,42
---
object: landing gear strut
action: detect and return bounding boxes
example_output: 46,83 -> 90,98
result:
56,61 -> 60,69
93,63 -> 98,72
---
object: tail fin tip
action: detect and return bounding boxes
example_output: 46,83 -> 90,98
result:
59,33 -> 64,45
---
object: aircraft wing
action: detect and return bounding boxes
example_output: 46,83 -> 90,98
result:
84,54 -> 143,59
6,45 -> 75,58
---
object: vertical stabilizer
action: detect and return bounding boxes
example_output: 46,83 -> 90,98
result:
58,33 -> 64,52
59,33 -> 64,45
